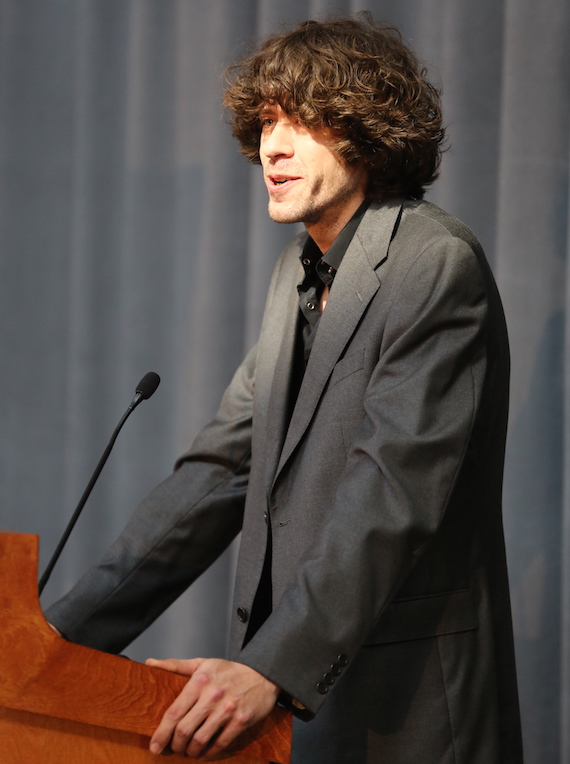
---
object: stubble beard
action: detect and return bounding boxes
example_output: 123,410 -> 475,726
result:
267,172 -> 362,228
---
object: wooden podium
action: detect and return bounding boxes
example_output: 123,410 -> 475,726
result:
0,532 -> 291,763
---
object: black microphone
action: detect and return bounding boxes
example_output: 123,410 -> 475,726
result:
131,371 -> 161,408
38,372 -> 161,595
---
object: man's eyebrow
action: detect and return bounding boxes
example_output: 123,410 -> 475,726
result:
259,101 -> 279,113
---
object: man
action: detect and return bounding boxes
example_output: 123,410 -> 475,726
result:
46,16 -> 523,764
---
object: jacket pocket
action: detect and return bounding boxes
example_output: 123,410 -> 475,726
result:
364,589 -> 478,646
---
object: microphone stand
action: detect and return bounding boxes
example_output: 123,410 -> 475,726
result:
38,373 -> 160,595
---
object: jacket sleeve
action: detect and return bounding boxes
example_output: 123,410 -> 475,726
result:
44,343 -> 257,653
237,234 -> 493,715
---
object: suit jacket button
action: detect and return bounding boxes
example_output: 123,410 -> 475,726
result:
331,663 -> 342,676
338,654 -> 349,667
324,672 -> 335,685
316,681 -> 328,695
237,607 -> 248,623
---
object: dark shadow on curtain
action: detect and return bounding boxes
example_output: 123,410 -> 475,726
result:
504,310 -> 564,763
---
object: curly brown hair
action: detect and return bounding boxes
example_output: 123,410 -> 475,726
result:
223,15 -> 445,201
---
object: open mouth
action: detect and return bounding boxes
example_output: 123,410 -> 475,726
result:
268,175 -> 301,191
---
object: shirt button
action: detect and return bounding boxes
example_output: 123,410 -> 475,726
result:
316,681 -> 329,695
263,511 -> 268,524
307,302 -> 316,310
303,258 -> 311,266
328,266 -> 333,274
236,607 -> 248,623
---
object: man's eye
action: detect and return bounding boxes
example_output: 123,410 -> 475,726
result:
261,117 -> 274,127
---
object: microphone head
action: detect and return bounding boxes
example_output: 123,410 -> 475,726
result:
136,372 -> 161,400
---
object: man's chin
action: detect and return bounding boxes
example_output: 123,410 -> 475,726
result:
268,209 -> 299,225
267,201 -> 310,225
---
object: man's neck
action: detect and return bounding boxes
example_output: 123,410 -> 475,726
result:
304,190 -> 367,253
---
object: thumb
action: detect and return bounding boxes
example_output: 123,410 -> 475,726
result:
145,657 -> 205,676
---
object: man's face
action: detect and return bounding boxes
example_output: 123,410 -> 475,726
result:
259,104 -> 367,247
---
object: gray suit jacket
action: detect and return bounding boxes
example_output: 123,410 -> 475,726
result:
47,200 -> 523,764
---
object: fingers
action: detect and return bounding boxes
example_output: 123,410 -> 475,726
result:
151,680 -> 235,759
196,708 -> 254,760
147,659 -> 279,759
177,698 -> 240,759
149,669 -> 208,754
174,698 -> 254,760
169,681 -> 224,757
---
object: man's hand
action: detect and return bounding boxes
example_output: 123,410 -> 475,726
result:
146,657 -> 280,760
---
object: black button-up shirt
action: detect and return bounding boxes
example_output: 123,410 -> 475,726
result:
297,198 -> 371,363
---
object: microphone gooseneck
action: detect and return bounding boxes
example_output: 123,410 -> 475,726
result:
38,372 -> 161,595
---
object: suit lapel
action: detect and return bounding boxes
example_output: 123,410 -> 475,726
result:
272,200 -> 404,485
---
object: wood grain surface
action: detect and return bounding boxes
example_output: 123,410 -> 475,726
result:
0,532 -> 291,763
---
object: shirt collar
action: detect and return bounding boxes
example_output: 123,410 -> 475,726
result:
299,197 -> 371,277
321,197 -> 371,271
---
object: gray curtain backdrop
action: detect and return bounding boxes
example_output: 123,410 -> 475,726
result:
1,1 -> 568,760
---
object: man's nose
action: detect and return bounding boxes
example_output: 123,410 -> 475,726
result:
261,123 -> 294,159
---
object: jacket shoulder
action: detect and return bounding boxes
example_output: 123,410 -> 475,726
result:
399,200 -> 484,254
